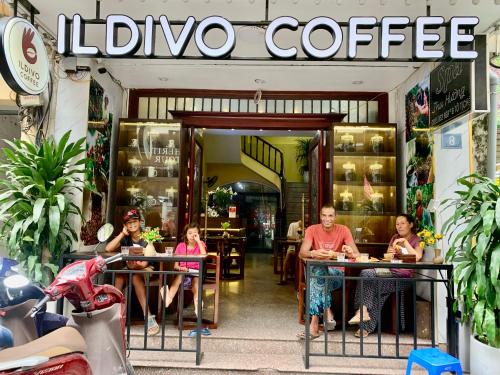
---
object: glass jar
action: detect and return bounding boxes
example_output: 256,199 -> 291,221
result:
369,162 -> 383,183
340,190 -> 353,211
340,133 -> 355,152
342,161 -> 356,182
370,135 -> 384,153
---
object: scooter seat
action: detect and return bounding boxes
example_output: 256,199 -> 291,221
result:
0,326 -> 86,365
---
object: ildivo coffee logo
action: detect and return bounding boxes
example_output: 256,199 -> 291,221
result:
22,27 -> 37,64
0,17 -> 49,95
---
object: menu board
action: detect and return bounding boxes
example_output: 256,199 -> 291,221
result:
430,61 -> 471,128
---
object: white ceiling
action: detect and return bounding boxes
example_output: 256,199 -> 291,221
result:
27,0 -> 500,92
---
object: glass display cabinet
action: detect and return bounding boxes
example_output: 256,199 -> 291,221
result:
331,124 -> 397,245
113,120 -> 182,240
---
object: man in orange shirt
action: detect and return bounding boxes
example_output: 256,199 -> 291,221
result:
298,204 -> 359,340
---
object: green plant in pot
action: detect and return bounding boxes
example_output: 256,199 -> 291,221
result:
209,186 -> 236,216
443,174 -> 500,373
0,132 -> 88,286
221,221 -> 231,238
295,138 -> 312,183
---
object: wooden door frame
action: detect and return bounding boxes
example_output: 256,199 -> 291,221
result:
169,111 -> 346,130
128,89 -> 389,123
169,111 -> 346,229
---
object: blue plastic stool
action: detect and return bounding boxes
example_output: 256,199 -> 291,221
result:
406,348 -> 462,375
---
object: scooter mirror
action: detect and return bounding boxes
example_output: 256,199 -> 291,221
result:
3,274 -> 30,289
97,223 -> 114,243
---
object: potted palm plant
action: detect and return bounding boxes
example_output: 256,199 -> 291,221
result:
0,131 -> 88,286
443,174 -> 500,374
295,138 -> 312,183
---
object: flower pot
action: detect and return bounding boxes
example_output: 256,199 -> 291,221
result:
470,334 -> 500,374
144,242 -> 157,257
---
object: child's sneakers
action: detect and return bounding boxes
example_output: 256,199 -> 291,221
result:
147,315 -> 159,335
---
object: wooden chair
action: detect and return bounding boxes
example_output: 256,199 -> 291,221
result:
216,237 -> 246,280
202,254 -> 221,328
178,254 -> 221,329
297,259 -> 348,326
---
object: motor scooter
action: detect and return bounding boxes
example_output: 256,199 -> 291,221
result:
0,258 -> 68,345
0,224 -> 134,374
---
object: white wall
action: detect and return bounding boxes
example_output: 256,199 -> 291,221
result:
205,134 -> 242,164
48,58 -> 124,251
433,117 -> 471,344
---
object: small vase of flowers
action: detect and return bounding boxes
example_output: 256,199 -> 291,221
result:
140,227 -> 164,256
417,227 -> 444,264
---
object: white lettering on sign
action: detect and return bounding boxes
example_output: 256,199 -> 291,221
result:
106,15 -> 142,56
55,14 -> 480,61
194,16 -> 235,58
435,63 -> 464,94
71,14 -> 98,55
144,15 -> 155,56
447,16 -> 479,59
159,16 -> 196,57
301,17 -> 342,59
265,16 -> 299,59
379,17 -> 410,59
347,17 -> 376,59
413,16 -> 444,59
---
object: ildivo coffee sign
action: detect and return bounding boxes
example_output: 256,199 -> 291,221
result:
57,14 -> 480,61
0,17 -> 50,95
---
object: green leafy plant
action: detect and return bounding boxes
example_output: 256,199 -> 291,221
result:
209,186 -> 236,215
221,221 -> 231,231
0,132 -> 88,286
295,138 -> 313,176
443,174 -> 500,348
140,227 -> 164,243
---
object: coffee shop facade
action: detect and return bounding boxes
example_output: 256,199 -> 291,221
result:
3,0 -> 500,352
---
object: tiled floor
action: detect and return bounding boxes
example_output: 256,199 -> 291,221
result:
213,251 -> 300,340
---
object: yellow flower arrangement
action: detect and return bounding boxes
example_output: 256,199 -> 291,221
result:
417,227 -> 443,247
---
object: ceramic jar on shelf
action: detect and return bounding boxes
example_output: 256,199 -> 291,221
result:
340,133 -> 355,152
342,161 -> 356,182
370,134 -> 384,153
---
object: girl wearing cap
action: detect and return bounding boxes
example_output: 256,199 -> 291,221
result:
161,222 -> 206,316
105,209 -> 159,335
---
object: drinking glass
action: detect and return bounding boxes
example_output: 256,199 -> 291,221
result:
165,247 -> 174,256
121,246 -> 130,255
360,253 -> 369,262
337,253 -> 346,262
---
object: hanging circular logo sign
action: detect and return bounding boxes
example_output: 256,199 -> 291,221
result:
0,17 -> 49,95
